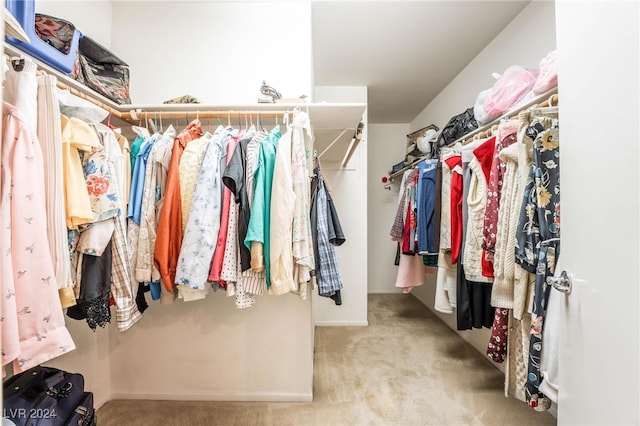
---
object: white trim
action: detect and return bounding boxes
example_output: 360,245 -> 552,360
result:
108,391 -> 313,402
368,289 -> 403,294
315,320 -> 368,326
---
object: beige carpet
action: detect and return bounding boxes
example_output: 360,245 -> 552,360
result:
97,294 -> 555,425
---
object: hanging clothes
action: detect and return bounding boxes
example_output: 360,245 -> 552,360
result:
114,132 -> 131,213
67,238 -> 113,330
515,109 -> 560,410
481,120 -> 519,277
223,127 -> 258,272
135,126 -> 176,303
240,130 -> 269,297
36,74 -> 75,308
60,115 -> 100,229
391,169 -> 426,294
68,123 -> 121,328
174,126 -> 230,300
457,139 -> 494,331
4,58 -> 37,131
290,112 -> 316,296
179,131 -> 213,232
209,129 -> 243,285
128,134 -> 158,226
1,102 -> 76,374
270,112 -> 315,297
505,109 -> 552,404
311,165 -> 345,303
416,159 -> 438,255
433,147 -> 458,313
244,126 -> 282,287
221,127 -> 256,299
462,137 -> 495,282
69,123 -> 142,331
154,119 -> 203,293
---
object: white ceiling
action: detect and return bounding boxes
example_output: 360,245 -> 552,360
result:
312,0 -> 530,123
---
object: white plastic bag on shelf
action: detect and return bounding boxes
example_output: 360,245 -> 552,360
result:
417,128 -> 437,154
57,87 -> 109,124
473,87 -> 495,126
533,49 -> 558,94
483,65 -> 539,117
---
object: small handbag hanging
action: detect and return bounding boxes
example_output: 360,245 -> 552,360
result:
72,35 -> 132,104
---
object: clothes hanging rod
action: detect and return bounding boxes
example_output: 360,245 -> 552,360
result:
389,88 -> 559,180
454,89 -> 558,147
120,109 -> 306,122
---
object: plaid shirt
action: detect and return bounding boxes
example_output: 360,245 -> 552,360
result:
313,177 -> 344,297
111,214 -> 142,331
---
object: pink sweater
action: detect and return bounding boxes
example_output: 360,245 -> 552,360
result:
1,102 -> 75,374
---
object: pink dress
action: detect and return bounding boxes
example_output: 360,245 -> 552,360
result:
1,102 -> 76,374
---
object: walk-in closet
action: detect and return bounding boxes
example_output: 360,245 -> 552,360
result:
1,1 -> 638,425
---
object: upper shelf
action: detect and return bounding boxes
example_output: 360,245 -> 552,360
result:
4,42 -> 366,167
388,88 -> 558,179
122,102 -> 365,130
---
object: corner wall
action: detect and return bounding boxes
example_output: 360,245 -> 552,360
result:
35,1 -> 113,49
111,1 -> 313,104
408,0 -> 557,365
43,0 -> 316,406
312,86 -> 368,326
367,123 -> 409,294
34,1 -> 115,408
43,322 -> 111,408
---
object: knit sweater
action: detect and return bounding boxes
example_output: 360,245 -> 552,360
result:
491,139 -> 520,308
463,137 -> 495,283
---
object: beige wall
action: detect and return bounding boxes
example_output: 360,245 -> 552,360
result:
44,319 -> 112,407
35,1 -> 113,49
35,2 -> 115,407
408,0 -> 557,368
108,294 -> 313,401
312,86 -> 368,325
366,123 -> 410,294
111,1 -> 313,105
37,0 -> 316,407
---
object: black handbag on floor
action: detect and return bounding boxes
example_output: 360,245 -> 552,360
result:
3,365 -> 96,425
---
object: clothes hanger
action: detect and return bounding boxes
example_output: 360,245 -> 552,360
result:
283,110 -> 290,129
